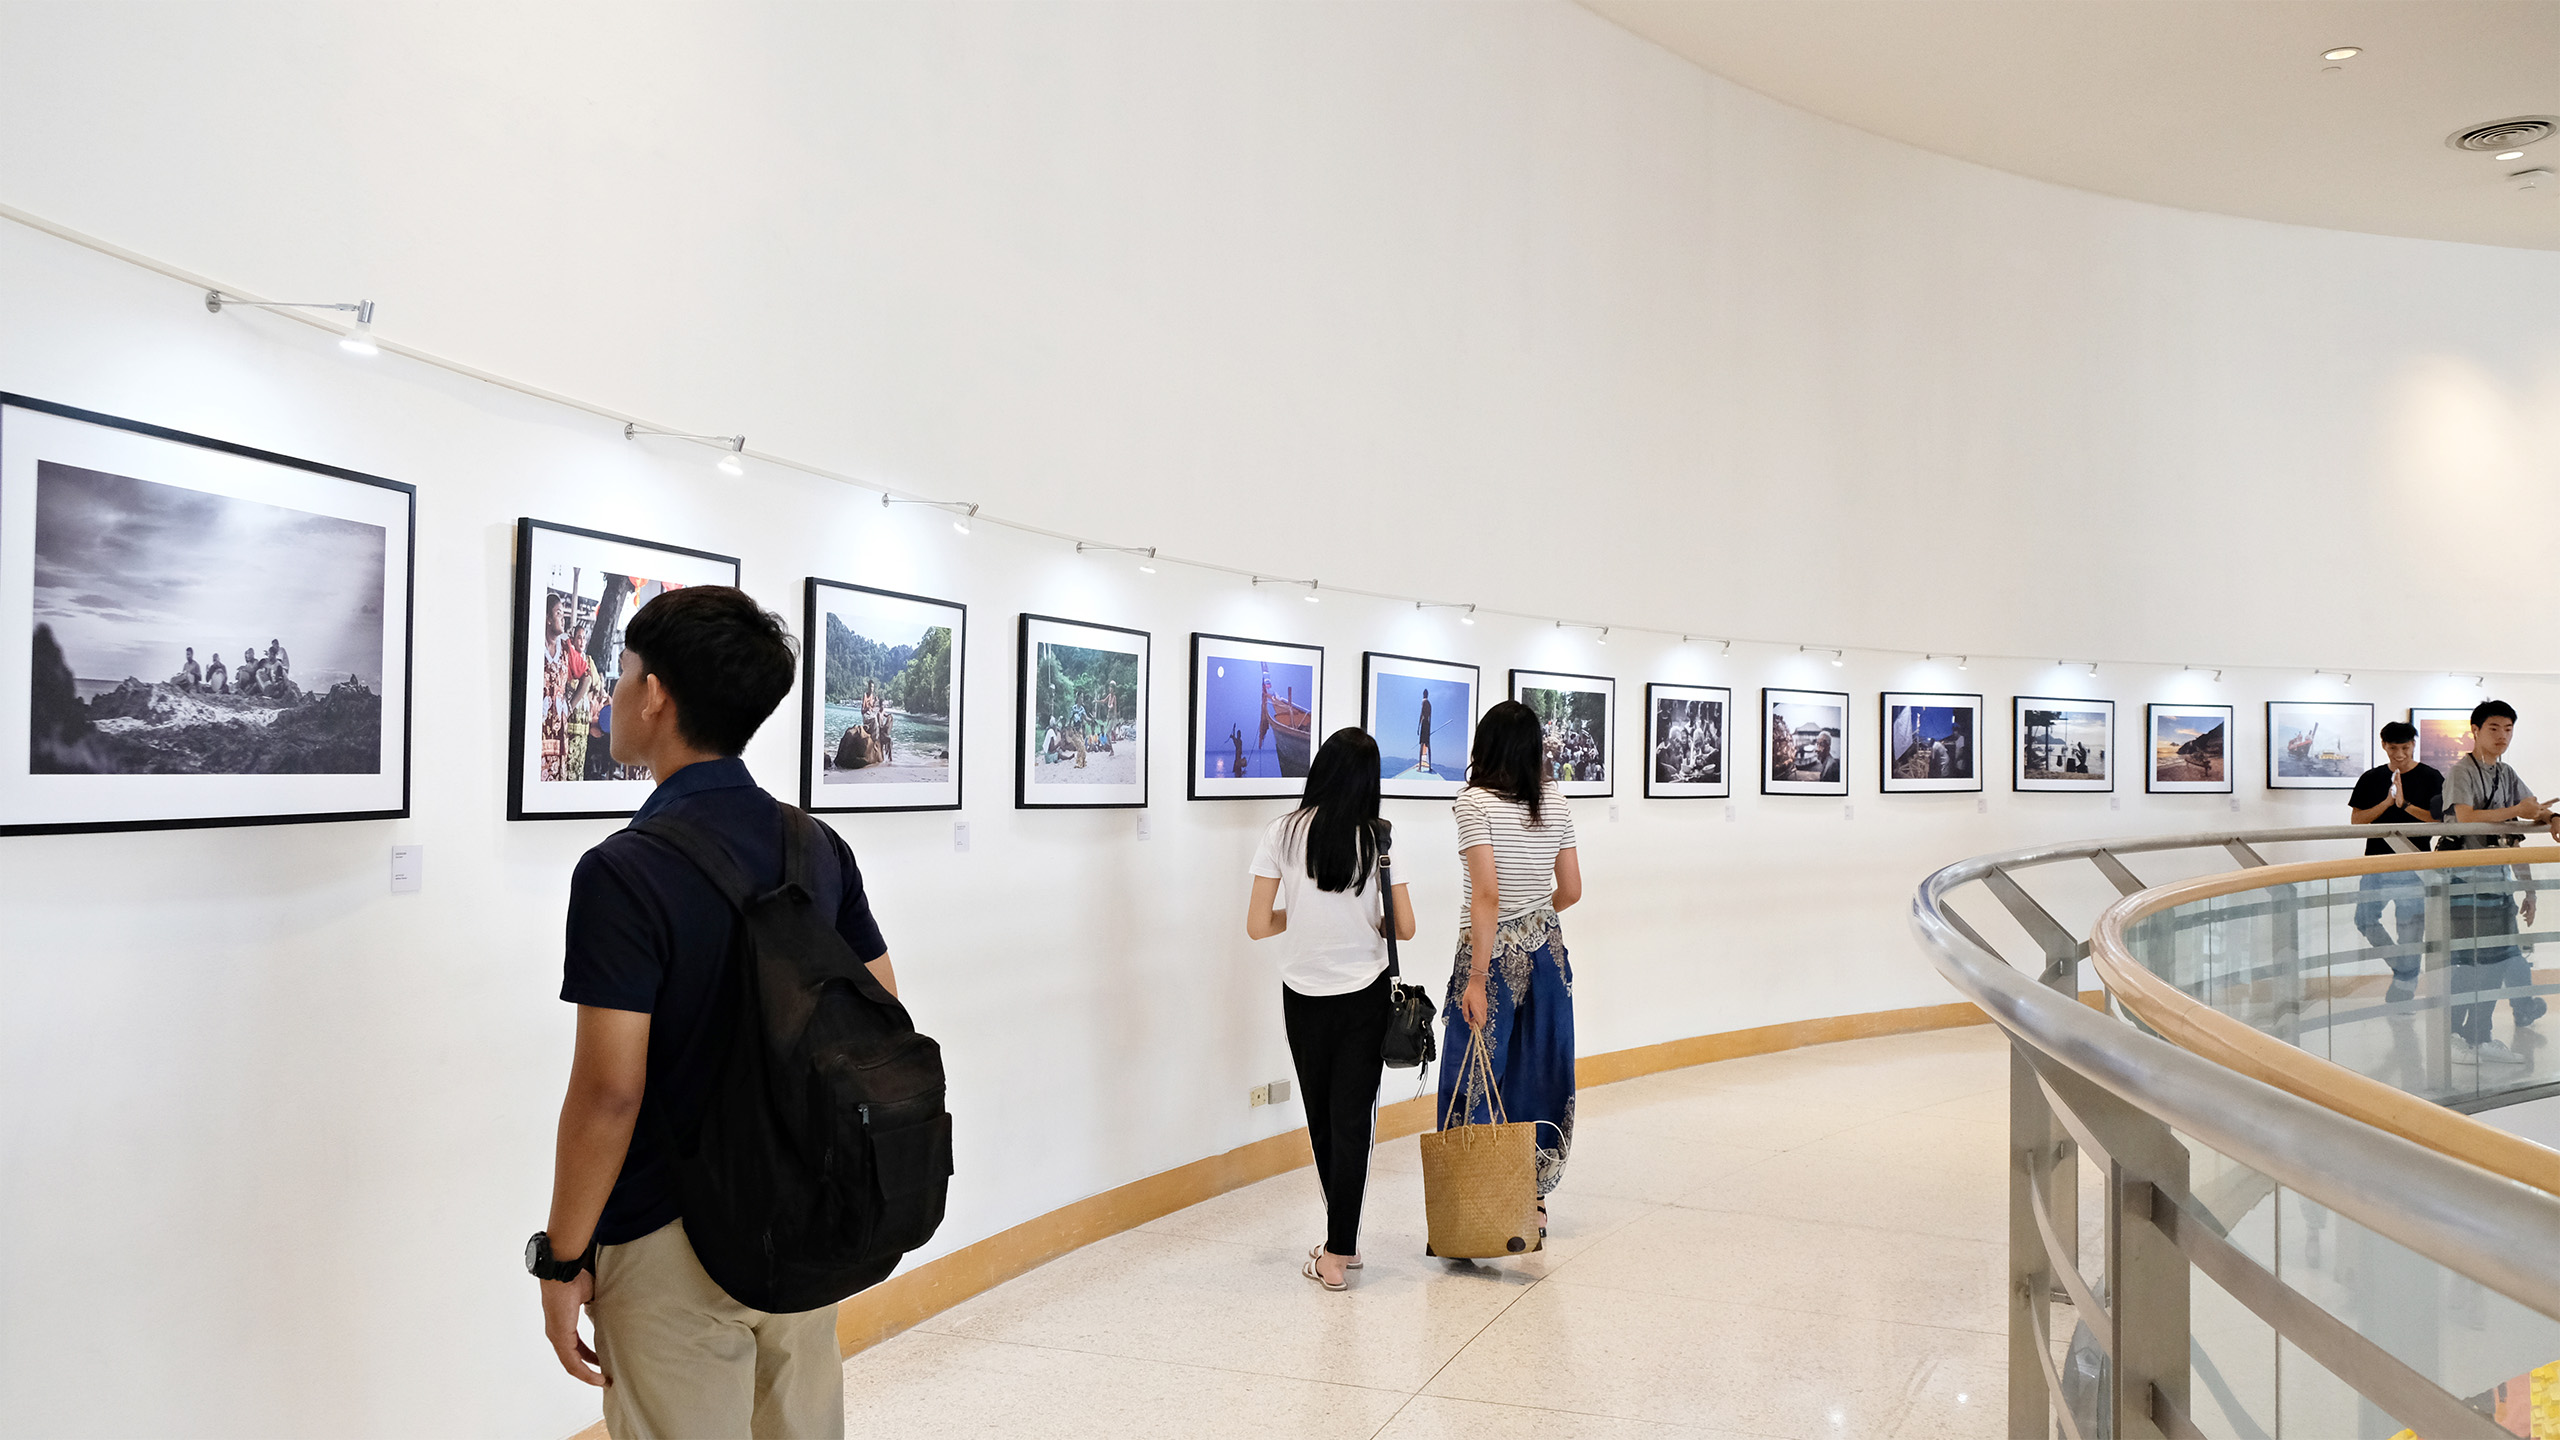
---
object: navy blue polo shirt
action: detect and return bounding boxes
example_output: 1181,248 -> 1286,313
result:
560,757 -> 888,1247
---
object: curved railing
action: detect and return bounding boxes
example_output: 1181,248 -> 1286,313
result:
1913,824 -> 2560,1440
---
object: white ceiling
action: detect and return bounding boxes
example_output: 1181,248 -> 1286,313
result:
1580,0 -> 2560,251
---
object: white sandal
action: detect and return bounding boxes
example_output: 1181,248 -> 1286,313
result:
1308,1243 -> 1363,1270
1302,1256 -> 1349,1291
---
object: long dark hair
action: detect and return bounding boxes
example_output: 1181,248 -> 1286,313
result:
1285,728 -> 1383,894
1469,700 -> 1547,826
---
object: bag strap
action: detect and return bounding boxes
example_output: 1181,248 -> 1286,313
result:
628,813 -> 761,909
1439,1024 -> 1508,1132
1376,820 -> 1399,982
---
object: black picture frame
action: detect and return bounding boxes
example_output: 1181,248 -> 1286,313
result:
2144,702 -> 2234,795
1643,682 -> 1731,799
2265,700 -> 2374,791
1016,612 -> 1151,810
801,578 -> 966,814
507,518 -> 742,821
1187,632 -> 1324,801
1509,668 -> 1616,799
1361,651 -> 1480,799
1879,691 -> 1985,794
2013,695 -> 2116,793
2,393 -> 417,837
1762,686 -> 1850,796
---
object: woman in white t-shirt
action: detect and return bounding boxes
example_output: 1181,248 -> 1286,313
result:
1441,700 -> 1584,1232
1246,728 -> 1417,1291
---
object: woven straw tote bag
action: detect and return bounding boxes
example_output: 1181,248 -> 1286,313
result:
1419,1025 -> 1541,1258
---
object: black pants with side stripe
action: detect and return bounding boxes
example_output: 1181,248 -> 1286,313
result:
1282,971 -> 1391,1258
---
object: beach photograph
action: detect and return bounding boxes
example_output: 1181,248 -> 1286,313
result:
2149,705 -> 2230,789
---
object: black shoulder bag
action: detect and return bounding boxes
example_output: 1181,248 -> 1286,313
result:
1376,824 -> 1438,1071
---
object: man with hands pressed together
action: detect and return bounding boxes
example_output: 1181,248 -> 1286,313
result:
2441,701 -> 2549,1066
529,587 -> 894,1440
2349,721 -> 2442,1003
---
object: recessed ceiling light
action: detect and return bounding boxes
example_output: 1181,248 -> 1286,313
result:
2498,150 -> 2527,161
2323,46 -> 2361,61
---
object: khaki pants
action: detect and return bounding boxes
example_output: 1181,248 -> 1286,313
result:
589,1219 -> 843,1440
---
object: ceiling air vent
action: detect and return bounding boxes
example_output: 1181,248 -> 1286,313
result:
2448,117 -> 2556,152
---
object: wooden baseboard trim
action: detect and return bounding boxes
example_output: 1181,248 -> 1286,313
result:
564,996 -> 1994,1439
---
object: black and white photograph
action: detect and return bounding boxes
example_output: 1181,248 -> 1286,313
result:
2015,696 -> 2115,793
2147,703 -> 2233,794
1645,682 -> 1729,799
1510,669 -> 1614,799
2,395 -> 414,835
1019,613 -> 1150,808
1881,692 -> 1983,794
508,519 -> 741,821
803,579 -> 964,813
1189,633 -> 1322,801
2267,700 -> 2374,791
1764,687 -> 1849,796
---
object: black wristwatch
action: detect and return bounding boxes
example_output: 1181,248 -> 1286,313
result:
525,1230 -> 593,1283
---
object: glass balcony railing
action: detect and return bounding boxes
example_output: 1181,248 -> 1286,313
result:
1913,825 -> 2560,1440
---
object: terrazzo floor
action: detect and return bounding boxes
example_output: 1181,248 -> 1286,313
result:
839,1025 -> 2014,1439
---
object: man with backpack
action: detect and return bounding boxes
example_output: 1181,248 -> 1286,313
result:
528,586 -> 924,1440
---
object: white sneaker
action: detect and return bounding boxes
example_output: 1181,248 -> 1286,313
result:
2477,1038 -> 2529,1065
2453,1036 -> 2479,1065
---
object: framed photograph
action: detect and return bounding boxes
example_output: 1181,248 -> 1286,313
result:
1644,683 -> 1730,799
2266,700 -> 2374,790
1510,669 -> 1615,798
802,579 -> 964,813
1881,692 -> 1984,794
1189,633 -> 1322,801
2015,696 -> 2115,793
2411,707 -> 2473,773
2,394 -> 414,836
1363,652 -> 1477,799
1763,687 -> 1849,796
1018,613 -> 1149,808
509,519 -> 741,821
2146,704 -> 2233,794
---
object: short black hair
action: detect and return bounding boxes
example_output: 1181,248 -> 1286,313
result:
2379,720 -> 2417,745
2473,699 -> 2518,729
622,586 -> 796,756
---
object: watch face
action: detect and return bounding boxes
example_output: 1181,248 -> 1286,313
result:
525,1233 -> 543,1272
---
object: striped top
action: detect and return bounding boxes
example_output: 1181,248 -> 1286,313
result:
1454,784 -> 1577,924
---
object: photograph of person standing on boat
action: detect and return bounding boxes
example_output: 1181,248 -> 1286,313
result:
1363,652 -> 1478,799
1189,634 -> 1323,800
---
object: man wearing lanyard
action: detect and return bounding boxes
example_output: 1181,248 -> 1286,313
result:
2442,701 -> 2550,1066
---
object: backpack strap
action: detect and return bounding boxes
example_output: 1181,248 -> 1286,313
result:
778,803 -> 819,903
628,814 -> 762,910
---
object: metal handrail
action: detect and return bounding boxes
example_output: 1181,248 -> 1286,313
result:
1915,822 -> 2560,1439
1915,822 -> 2560,1317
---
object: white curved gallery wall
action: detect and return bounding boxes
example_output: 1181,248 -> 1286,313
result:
0,5 -> 2557,1437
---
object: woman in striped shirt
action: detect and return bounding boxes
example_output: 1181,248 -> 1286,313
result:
1441,700 -> 1585,1229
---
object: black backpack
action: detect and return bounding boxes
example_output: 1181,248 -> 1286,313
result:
631,805 -> 953,1313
